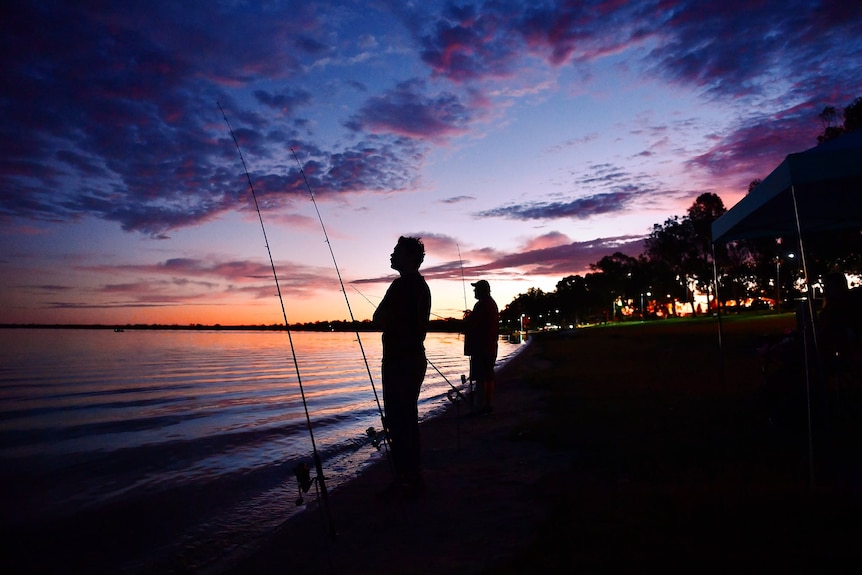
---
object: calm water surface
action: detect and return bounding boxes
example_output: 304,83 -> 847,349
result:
0,328 -> 524,573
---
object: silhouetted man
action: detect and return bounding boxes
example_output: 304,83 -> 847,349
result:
465,279 -> 499,414
373,236 -> 431,498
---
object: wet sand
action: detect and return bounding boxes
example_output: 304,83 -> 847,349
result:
220,315 -> 862,573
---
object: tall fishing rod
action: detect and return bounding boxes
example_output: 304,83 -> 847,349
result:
289,149 -> 390,456
218,103 -> 336,543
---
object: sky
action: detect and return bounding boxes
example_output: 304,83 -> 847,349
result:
2,0 -> 861,326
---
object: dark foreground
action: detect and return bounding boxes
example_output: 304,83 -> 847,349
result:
219,314 -> 862,574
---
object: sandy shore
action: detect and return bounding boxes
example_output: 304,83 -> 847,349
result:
218,335 -> 557,575
220,316 -> 862,574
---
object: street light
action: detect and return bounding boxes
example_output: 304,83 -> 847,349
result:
639,291 -> 652,320
776,252 -> 795,312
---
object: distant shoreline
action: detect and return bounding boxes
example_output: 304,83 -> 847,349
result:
0,319 -> 476,333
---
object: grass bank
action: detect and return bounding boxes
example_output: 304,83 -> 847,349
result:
493,313 -> 862,573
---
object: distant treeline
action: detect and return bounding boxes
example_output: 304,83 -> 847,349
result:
0,318 -> 472,333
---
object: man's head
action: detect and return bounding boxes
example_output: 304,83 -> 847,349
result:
390,236 -> 425,273
471,279 -> 490,297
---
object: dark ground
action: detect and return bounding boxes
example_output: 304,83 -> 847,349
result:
219,314 -> 862,574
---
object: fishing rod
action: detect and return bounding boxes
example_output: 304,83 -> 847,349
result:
218,103 -> 336,543
457,243 -> 468,315
457,244 -> 477,409
349,292 -> 467,451
350,285 -> 450,320
350,285 -> 468,405
289,149 -> 391,458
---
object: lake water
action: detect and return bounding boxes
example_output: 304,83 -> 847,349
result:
0,328 -> 524,573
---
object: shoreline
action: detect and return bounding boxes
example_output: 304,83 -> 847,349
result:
216,335 -> 546,575
218,318 -> 862,574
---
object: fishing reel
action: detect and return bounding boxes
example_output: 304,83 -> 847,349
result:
293,462 -> 317,506
366,426 -> 387,450
446,374 -> 469,404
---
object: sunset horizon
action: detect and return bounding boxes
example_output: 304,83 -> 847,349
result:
3,1 -> 860,326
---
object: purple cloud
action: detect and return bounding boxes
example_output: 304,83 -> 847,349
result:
254,89 -> 313,115
2,0 -> 860,243
471,234 -> 645,278
414,234 -> 647,282
354,230 -> 644,287
476,191 -> 633,221
474,161 -> 665,221
689,103 -> 825,187
346,80 -> 473,141
0,3 -> 427,238
415,1 -> 862,100
420,3 -> 519,81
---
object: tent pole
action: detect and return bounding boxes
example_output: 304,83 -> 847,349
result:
791,184 -> 817,490
711,241 -> 724,387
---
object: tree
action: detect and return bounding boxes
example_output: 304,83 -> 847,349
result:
555,275 -> 589,326
817,96 -> 861,143
748,179 -> 761,193
844,96 -> 862,132
644,216 -> 697,312
589,252 -> 642,317
499,287 -> 554,331
642,193 -> 726,314
688,193 -> 727,310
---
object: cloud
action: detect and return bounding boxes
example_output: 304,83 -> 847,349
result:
411,232 -> 461,256
419,3 -> 520,82
420,233 -> 646,283
474,158 -> 681,222
345,79 -> 473,141
1,0 -> 860,243
414,0 -> 862,102
439,195 -> 476,204
522,231 -> 572,250
354,230 -> 644,288
254,89 -> 313,115
75,255 -> 341,308
0,3 -> 428,238
689,103 -> 824,187
475,192 -> 631,221
644,1 -> 862,99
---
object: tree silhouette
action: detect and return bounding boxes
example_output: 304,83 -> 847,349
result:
817,96 -> 861,143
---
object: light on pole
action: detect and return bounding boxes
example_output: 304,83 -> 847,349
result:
776,252 -> 795,312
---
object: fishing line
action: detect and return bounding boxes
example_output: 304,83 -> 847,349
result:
218,103 -> 336,544
351,284 -> 468,449
289,149 -> 391,458
351,285 -> 449,319
457,243 -> 468,314
350,285 -> 467,404
456,244 -> 476,408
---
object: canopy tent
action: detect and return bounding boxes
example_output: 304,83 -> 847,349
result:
712,129 -> 862,243
711,130 -> 862,488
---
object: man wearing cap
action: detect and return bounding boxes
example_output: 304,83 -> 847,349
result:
464,280 -> 499,414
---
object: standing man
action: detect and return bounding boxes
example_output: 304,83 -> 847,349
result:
464,280 -> 499,414
373,236 -> 432,498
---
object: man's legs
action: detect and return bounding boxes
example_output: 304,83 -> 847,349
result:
382,356 -> 427,487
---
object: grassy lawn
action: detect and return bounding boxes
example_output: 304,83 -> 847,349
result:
492,313 -> 862,573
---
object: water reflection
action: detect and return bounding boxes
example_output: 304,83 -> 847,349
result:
0,328 -> 524,573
